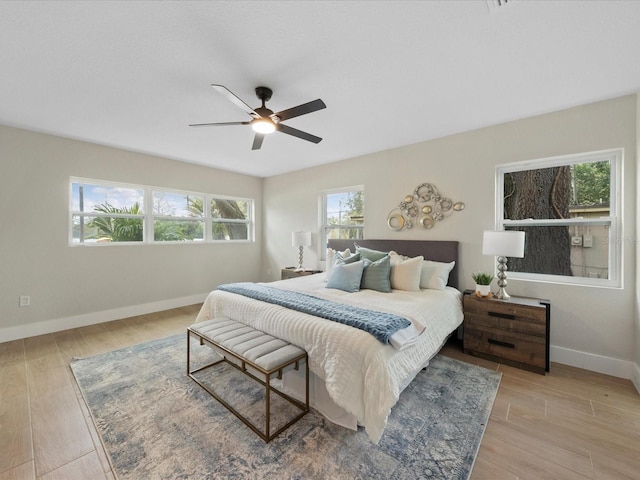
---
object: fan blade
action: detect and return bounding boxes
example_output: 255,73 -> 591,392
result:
211,84 -> 259,118
189,121 -> 251,127
274,99 -> 326,122
252,133 -> 265,150
276,123 -> 322,144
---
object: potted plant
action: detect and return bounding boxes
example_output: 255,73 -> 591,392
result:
472,272 -> 494,297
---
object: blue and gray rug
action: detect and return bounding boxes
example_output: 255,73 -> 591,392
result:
71,334 -> 501,480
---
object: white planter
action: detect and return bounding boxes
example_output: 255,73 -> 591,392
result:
475,284 -> 491,297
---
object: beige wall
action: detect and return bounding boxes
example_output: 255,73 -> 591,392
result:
0,125 -> 263,341
263,95 -> 638,378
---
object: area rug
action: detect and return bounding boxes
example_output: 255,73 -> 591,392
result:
71,334 -> 501,480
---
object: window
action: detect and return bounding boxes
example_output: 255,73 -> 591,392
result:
71,182 -> 145,243
321,187 -> 364,254
496,149 -> 622,287
210,196 -> 252,241
70,178 -> 254,244
152,191 -> 205,242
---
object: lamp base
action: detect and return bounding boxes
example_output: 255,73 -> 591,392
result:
495,256 -> 511,300
494,288 -> 511,300
296,246 -> 305,271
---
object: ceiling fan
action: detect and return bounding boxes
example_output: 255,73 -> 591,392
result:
190,84 -> 326,150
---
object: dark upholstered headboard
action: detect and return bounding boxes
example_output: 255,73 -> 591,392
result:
327,239 -> 459,289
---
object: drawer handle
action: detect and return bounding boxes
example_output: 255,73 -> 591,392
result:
488,338 -> 515,349
488,311 -> 516,320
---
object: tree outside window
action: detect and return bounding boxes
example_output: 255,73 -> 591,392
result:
324,189 -> 364,241
211,198 -> 250,240
498,149 -> 620,287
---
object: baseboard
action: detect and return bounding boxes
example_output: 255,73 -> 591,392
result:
0,293 -> 208,343
551,345 -> 639,392
632,362 -> 640,394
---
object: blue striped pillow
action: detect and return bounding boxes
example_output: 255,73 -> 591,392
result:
355,244 -> 389,262
361,255 -> 391,292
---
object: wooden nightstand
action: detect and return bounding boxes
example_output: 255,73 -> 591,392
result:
463,291 -> 550,375
281,267 -> 323,280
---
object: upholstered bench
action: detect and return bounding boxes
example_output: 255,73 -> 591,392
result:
187,317 -> 309,442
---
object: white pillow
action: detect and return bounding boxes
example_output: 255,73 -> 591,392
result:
326,248 -> 351,274
420,260 -> 455,290
388,251 -> 406,265
390,255 -> 424,291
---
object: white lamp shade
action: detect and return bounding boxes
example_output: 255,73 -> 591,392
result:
482,230 -> 525,258
291,231 -> 312,247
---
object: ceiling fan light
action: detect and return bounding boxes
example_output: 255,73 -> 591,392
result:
252,119 -> 276,134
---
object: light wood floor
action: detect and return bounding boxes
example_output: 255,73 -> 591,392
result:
1,306 -> 639,480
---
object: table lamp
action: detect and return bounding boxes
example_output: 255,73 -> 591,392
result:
482,230 -> 525,300
291,231 -> 312,271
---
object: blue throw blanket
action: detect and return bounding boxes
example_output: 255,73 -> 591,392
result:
217,282 -> 411,344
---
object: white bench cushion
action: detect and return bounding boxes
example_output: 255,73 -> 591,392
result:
190,318 -> 306,372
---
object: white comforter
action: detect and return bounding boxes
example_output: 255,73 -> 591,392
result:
195,273 -> 463,443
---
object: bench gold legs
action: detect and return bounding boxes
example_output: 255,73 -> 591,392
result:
187,328 -> 309,443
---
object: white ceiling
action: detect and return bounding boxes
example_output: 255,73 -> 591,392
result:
2,1 -> 640,178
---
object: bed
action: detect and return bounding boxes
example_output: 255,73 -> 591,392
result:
195,239 -> 463,443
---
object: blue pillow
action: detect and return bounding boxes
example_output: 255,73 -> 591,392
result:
336,252 -> 361,265
355,244 -> 389,262
361,255 -> 391,292
326,260 -> 365,293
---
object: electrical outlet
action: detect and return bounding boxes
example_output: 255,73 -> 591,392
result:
19,295 -> 30,307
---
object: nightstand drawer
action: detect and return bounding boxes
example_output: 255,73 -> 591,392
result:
464,296 -> 545,327
464,311 -> 546,337
464,325 -> 546,372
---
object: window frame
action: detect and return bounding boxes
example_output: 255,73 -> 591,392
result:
319,186 -> 365,259
495,148 -> 622,288
70,177 -> 254,245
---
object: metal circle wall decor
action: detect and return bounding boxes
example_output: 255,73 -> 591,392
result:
387,182 -> 465,231
387,213 -> 405,231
